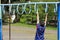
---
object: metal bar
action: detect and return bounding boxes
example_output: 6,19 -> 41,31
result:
9,17 -> 11,40
0,5 -> 2,40
45,3 -> 48,13
0,2 -> 60,6
58,3 -> 60,40
9,0 -> 11,40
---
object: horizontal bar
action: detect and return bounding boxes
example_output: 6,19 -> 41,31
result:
0,2 -> 60,6
28,2 -> 60,4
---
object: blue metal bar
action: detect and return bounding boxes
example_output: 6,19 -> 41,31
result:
45,3 -> 48,13
2,5 -> 5,14
0,2 -> 59,6
17,5 -> 21,14
23,4 -> 26,14
0,5 -> 2,40
34,3 -> 37,12
29,4 -> 32,14
58,3 -> 60,40
54,4 -> 57,13
56,4 -> 58,12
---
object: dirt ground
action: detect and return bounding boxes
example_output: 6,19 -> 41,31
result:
2,25 -> 57,40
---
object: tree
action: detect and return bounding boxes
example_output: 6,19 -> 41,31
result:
1,0 -> 8,4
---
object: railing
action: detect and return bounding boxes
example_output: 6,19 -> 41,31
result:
0,2 -> 60,14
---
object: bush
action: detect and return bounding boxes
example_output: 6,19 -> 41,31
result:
48,20 -> 57,26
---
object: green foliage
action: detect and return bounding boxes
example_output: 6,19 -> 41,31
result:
2,0 -> 58,26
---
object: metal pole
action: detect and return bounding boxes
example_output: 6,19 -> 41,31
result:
9,0 -> 11,4
57,3 -> 60,40
0,0 -> 2,40
8,14 -> 11,40
0,4 -> 2,40
9,0 -> 11,40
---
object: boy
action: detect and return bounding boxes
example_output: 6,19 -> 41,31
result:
35,10 -> 48,40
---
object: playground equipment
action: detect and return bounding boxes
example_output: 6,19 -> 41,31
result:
0,2 -> 60,40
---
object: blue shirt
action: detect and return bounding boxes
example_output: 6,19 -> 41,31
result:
35,23 -> 45,40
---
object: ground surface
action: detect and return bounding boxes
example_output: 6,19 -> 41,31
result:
3,25 -> 57,40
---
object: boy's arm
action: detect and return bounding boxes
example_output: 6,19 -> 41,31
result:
44,13 -> 48,26
36,10 -> 39,24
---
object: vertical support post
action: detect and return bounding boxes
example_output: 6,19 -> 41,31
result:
9,0 -> 11,40
9,6 -> 11,40
0,5 -> 2,40
58,3 -> 60,40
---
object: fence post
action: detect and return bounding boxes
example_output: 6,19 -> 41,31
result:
58,3 -> 60,40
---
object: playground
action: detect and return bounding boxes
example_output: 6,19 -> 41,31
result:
0,1 -> 60,40
2,23 -> 57,40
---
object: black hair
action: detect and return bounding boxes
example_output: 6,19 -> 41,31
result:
39,21 -> 45,27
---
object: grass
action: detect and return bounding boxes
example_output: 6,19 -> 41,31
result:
45,32 -> 57,40
11,23 -> 36,28
11,22 -> 57,30
3,22 -> 57,40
